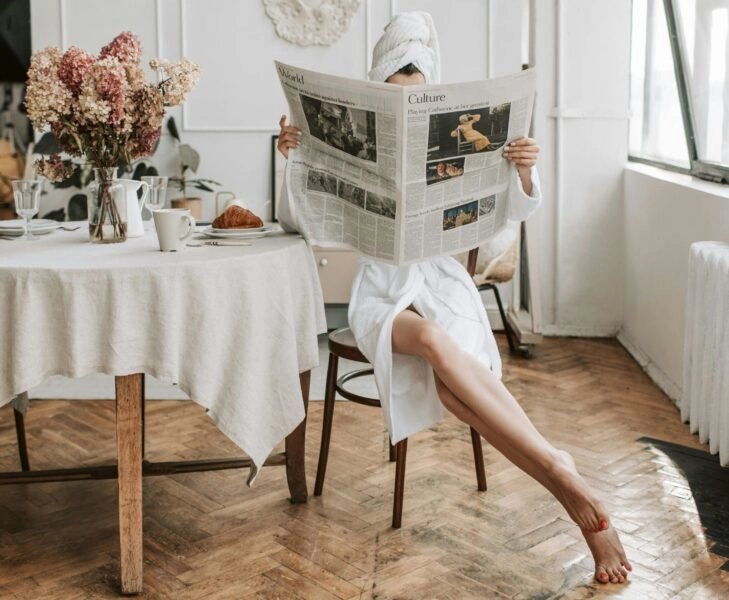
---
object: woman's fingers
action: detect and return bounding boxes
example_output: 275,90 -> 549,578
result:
278,114 -> 301,137
503,137 -> 539,167
507,150 -> 539,162
277,115 -> 302,158
277,136 -> 298,159
504,137 -> 540,153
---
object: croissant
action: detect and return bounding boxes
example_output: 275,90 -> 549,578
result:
212,205 -> 264,229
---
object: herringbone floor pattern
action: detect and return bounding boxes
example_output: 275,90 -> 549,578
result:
1,336 -> 728,599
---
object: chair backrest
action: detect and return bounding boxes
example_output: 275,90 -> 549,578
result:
473,238 -> 519,286
457,129 -> 471,152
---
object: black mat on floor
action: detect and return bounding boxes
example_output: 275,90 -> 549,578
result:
640,436 -> 729,571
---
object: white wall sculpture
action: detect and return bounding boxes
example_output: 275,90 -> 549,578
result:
263,0 -> 361,46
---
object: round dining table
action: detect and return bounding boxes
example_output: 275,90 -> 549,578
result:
0,224 -> 327,593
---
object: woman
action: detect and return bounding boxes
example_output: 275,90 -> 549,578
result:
277,11 -> 631,585
451,112 -> 492,152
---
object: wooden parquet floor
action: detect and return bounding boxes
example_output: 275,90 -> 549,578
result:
1,336 -> 728,599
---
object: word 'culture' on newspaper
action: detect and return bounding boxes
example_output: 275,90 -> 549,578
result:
276,61 -> 536,265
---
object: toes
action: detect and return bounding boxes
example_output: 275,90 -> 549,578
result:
609,566 -> 628,583
596,564 -> 629,585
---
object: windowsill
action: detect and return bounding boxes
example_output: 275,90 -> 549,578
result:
624,161 -> 729,200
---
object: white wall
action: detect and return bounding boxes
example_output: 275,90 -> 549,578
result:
30,0 -> 525,222
531,0 -> 632,336
621,163 -> 729,401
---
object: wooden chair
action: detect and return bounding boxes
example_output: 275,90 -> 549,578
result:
456,129 -> 473,154
314,249 -> 487,528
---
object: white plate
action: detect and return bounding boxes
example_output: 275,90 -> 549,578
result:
210,225 -> 266,233
200,225 -> 276,239
0,219 -> 60,236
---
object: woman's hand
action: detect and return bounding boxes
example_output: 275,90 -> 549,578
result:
277,115 -> 301,159
504,137 -> 540,196
503,137 -> 540,169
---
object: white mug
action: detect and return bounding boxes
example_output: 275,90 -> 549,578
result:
152,209 -> 196,251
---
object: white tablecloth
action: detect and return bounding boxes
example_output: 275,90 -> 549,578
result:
0,225 -> 326,474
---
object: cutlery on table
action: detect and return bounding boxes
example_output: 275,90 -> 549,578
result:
187,240 -> 253,247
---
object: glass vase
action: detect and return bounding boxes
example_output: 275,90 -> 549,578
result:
87,167 -> 126,243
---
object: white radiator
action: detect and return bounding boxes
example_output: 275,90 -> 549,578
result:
682,241 -> 729,466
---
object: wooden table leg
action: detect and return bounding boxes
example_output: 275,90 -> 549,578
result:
285,370 -> 310,504
116,374 -> 144,594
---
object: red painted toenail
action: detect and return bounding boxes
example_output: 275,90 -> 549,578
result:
600,519 -> 608,530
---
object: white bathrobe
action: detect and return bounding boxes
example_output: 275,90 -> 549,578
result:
278,166 -> 541,444
346,167 -> 541,443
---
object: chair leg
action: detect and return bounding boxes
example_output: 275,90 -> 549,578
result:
469,427 -> 487,491
13,408 -> 30,472
392,438 -> 408,529
141,373 -> 146,459
490,283 -> 517,353
388,437 -> 397,462
314,352 -> 339,496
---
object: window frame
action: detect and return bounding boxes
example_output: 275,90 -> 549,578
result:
629,0 -> 729,184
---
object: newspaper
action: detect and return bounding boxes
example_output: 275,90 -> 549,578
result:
275,61 -> 536,265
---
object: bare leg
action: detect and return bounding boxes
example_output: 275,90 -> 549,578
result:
392,310 -> 603,530
392,310 -> 632,583
433,373 -> 631,583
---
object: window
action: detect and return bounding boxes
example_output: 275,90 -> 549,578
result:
629,0 -> 729,182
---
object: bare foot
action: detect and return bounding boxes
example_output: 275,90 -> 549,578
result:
547,450 -> 609,532
583,524 -> 632,584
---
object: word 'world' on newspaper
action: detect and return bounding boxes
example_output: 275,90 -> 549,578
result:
275,61 -> 536,265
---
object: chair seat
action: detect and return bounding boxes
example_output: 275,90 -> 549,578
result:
328,327 -> 368,363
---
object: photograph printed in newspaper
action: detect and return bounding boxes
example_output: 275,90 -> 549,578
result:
275,61 -> 536,265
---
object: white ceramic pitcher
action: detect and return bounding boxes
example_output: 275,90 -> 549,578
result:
118,179 -> 150,238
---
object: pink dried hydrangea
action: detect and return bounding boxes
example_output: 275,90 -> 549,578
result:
124,64 -> 147,91
34,154 -> 75,183
150,58 -> 201,106
127,85 -> 164,158
24,47 -> 72,128
58,46 -> 95,94
25,31 -> 199,175
99,31 -> 142,66
79,57 -> 127,125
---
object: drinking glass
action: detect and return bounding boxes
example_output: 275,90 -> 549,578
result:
12,180 -> 42,241
141,176 -> 168,229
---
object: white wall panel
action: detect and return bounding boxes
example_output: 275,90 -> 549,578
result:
554,118 -> 626,333
61,0 -> 158,60
560,0 -> 631,114
532,0 -> 631,335
182,0 -> 368,131
30,0 -> 62,49
490,0 -> 527,76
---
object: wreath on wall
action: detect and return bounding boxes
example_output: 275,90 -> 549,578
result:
263,0 -> 361,46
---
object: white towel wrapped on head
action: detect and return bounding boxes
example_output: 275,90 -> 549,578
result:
368,11 -> 440,84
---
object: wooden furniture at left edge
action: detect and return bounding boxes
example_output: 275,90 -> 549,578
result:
3,371 -> 311,595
